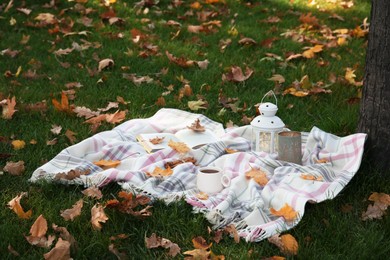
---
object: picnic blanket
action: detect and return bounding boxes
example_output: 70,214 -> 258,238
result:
29,108 -> 367,242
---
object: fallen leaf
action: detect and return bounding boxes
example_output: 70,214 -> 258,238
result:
168,140 -> 190,154
196,192 -> 209,200
94,159 -> 121,169
183,248 -> 210,259
60,199 -> 83,221
187,118 -> 205,132
91,203 -> 108,230
302,45 -> 323,59
224,224 -> 240,243
52,224 -> 77,250
3,160 -> 25,175
7,192 -> 32,219
43,238 -> 71,260
166,51 -> 195,68
52,92 -> 74,114
145,233 -> 181,257
54,168 -> 91,180
1,96 -> 17,119
300,173 -> 324,181
188,99 -> 208,111
105,110 -> 126,124
65,129 -> 77,144
222,66 -> 254,82
268,74 -> 285,84
98,58 -> 114,71
35,13 -> 56,24
7,244 -> 19,256
268,234 -> 298,255
270,203 -> 298,222
146,166 -> 173,178
25,214 -> 55,248
11,139 -> 25,150
50,125 -> 62,135
245,167 -> 269,186
82,186 -> 103,199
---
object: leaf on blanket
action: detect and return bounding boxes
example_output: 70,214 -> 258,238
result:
315,158 -> 329,164
106,191 -> 152,219
7,192 -> 32,219
225,148 -> 238,154
91,203 -> 108,230
82,186 -> 103,199
164,157 -> 197,169
149,136 -> 165,145
361,192 -> 390,221
195,191 -> 209,200
168,140 -> 190,154
270,203 -> 298,222
93,159 -> 121,169
268,233 -> 298,255
245,167 -> 269,186
187,118 -> 205,132
145,233 -> 181,257
300,173 -> 324,181
25,214 -> 55,248
146,166 -> 173,178
54,168 -> 91,180
60,199 -> 83,221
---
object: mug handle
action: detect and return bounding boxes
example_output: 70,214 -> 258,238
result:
221,174 -> 231,187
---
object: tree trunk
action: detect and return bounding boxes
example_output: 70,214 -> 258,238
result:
357,1 -> 390,170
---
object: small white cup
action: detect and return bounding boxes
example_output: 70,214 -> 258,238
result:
196,166 -> 231,194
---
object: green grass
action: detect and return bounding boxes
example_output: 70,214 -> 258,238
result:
1,0 -> 389,258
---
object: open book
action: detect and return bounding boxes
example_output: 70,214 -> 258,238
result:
136,129 -> 218,153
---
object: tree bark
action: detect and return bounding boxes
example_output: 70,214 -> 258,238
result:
357,1 -> 390,170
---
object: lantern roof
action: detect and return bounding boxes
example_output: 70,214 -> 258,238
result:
251,114 -> 285,130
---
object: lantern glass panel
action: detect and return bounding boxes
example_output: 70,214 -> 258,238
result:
259,132 -> 272,153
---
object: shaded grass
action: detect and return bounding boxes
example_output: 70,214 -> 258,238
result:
1,0 -> 390,259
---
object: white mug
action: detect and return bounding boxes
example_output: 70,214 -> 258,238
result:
196,166 -> 231,194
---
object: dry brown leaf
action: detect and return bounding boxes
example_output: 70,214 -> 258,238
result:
65,129 -> 77,144
43,238 -> 71,260
52,92 -> 74,114
54,168 -> 91,180
98,58 -> 114,71
302,45 -> 323,59
166,51 -> 195,68
299,12 -> 319,26
60,199 -> 83,221
82,186 -> 103,199
187,118 -> 205,132
268,74 -> 285,84
91,203 -> 108,230
224,224 -> 240,243
1,96 -> 17,119
145,233 -> 181,257
7,244 -> 20,256
168,140 -> 190,154
245,168 -> 269,186
149,136 -> 165,145
183,248 -> 210,259
164,157 -> 197,169
268,234 -> 298,255
238,37 -> 257,45
52,224 -> 77,250
222,66 -> 254,82
270,203 -> 298,222
93,159 -> 121,170
7,192 -> 32,219
3,160 -> 25,175
368,192 -> 390,206
108,243 -> 128,259
50,125 -> 62,135
361,203 -> 385,221
155,96 -> 166,107
25,214 -> 55,248
106,110 -> 126,124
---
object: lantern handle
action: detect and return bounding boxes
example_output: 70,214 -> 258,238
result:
261,90 -> 278,106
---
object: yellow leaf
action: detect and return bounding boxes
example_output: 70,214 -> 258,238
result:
93,159 -> 121,169
270,203 -> 298,222
7,192 -> 32,219
190,1 -> 202,9
345,68 -> 356,84
196,192 -> 209,200
188,100 -> 208,111
11,140 -> 26,150
147,166 -> 173,178
300,75 -> 311,89
245,167 -> 269,186
337,37 -> 347,46
302,45 -> 323,59
168,140 -> 190,154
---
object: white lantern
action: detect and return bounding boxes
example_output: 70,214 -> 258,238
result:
251,91 -> 285,154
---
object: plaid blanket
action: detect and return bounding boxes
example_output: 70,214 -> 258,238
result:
29,108 -> 367,242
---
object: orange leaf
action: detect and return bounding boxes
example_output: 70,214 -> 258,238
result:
93,159 -> 121,169
105,110 -> 126,124
7,192 -> 32,219
82,186 -> 103,199
184,249 -> 210,259
280,234 -> 299,255
1,96 -> 17,119
187,118 -> 205,132
91,203 -> 108,230
245,167 -> 269,186
302,45 -> 323,59
300,173 -> 324,181
147,166 -> 173,178
195,191 -> 209,200
368,192 -> 390,206
52,92 -> 73,113
270,203 -> 298,222
60,199 -> 83,221
192,236 -> 212,250
30,214 -> 48,238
